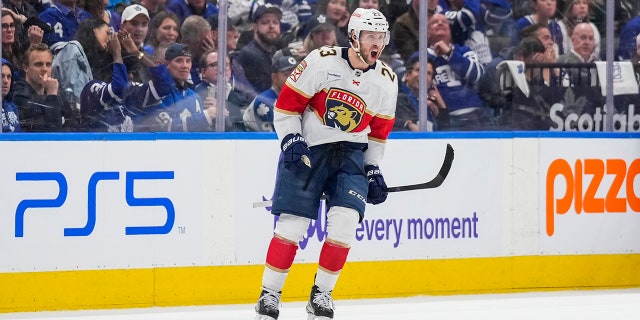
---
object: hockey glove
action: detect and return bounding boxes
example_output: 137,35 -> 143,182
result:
365,165 -> 388,204
281,133 -> 312,172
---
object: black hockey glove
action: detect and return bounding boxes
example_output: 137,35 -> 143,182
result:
281,133 -> 312,172
365,165 -> 388,204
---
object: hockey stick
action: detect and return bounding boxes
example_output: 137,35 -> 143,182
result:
252,143 -> 454,208
384,143 -> 454,192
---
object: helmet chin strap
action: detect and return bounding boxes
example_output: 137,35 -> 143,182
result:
351,38 -> 369,65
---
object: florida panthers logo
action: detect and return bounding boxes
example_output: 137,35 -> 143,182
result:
324,88 -> 366,132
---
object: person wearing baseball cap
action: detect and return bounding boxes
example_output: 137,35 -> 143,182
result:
207,14 -> 240,52
120,4 -> 150,48
299,14 -> 337,57
243,49 -> 298,132
236,3 -> 283,94
134,42 -> 216,132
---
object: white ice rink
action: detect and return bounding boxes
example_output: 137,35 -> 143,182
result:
1,289 -> 639,320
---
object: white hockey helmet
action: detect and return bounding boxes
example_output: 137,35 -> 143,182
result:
348,8 -> 390,45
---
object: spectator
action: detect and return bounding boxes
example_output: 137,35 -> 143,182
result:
143,11 -> 180,57
243,49 -> 298,132
438,0 -> 513,65
519,23 -> 560,85
510,0 -> 563,55
477,36 -> 546,129
83,0 -> 121,33
395,53 -> 449,132
180,14 -> 215,85
207,14 -> 240,53
119,4 -> 151,82
391,0 -> 422,62
39,0 -> 91,46
2,0 -> 38,25
294,13 -> 337,58
74,18 -> 113,83
617,15 -> 640,61
79,31 -> 173,131
13,43 -> 71,131
557,22 -> 599,86
194,50 -> 245,131
137,0 -> 166,22
236,4 -> 282,93
349,0 -> 382,11
120,4 -> 149,49
259,0 -> 313,33
557,0 -> 600,59
427,13 -> 493,131
1,5 -> 48,58
165,0 -> 218,24
314,0 -> 350,46
1,58 -> 22,132
136,43 -> 215,131
2,10 -> 43,73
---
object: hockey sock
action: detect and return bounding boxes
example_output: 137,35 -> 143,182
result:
262,266 -> 289,292
316,241 -> 350,292
263,236 -> 298,291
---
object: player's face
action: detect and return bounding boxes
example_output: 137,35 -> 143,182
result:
1,65 -> 11,98
166,56 -> 192,84
122,15 -> 149,46
358,30 -> 386,64
156,17 -> 179,45
25,50 -> 53,86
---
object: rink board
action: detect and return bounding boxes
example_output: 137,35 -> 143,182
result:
0,132 -> 639,312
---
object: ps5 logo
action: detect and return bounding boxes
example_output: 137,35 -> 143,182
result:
14,171 -> 175,237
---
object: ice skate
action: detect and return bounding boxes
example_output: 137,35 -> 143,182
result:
305,285 -> 335,320
255,287 -> 281,320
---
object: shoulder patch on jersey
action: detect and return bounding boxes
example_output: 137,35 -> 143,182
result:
289,60 -> 307,82
323,88 -> 366,132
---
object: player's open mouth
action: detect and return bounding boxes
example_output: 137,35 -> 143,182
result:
371,50 -> 379,58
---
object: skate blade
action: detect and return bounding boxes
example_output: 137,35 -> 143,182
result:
255,314 -> 277,320
306,315 -> 332,320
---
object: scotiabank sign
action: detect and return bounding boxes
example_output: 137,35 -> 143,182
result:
546,158 -> 640,236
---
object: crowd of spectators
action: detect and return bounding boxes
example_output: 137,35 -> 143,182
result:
1,0 -> 639,133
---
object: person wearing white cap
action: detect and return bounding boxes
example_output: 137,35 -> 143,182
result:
119,4 -> 151,82
120,4 -> 150,49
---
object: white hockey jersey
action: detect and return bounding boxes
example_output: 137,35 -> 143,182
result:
274,46 -> 398,166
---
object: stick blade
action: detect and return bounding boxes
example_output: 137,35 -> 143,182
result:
385,143 -> 454,192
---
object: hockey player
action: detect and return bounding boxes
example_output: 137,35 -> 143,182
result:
254,7 -> 397,320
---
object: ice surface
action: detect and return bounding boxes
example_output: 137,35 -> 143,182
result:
2,289 -> 639,320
